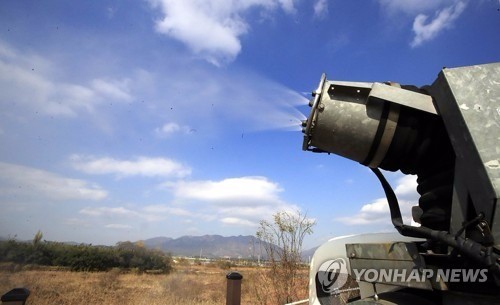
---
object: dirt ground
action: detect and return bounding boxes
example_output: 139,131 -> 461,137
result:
0,264 -> 309,305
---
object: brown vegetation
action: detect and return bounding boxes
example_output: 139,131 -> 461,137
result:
0,264 -> 309,305
257,210 -> 315,304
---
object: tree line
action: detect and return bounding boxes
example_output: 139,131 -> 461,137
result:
0,233 -> 172,273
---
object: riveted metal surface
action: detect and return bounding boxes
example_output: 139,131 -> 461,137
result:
346,243 -> 432,290
430,63 -> 500,244
369,83 -> 437,115
346,242 -> 421,261
308,81 -> 382,163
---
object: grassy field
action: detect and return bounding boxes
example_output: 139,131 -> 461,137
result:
0,264 -> 309,305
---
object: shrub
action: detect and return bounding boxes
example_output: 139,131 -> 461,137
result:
0,236 -> 173,273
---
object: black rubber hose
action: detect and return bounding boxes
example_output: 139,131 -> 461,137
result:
371,167 -> 500,277
378,104 -> 455,232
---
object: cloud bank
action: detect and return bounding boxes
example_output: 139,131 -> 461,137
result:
378,0 -> 468,47
0,162 -> 107,201
0,42 -> 132,117
148,0 -> 328,65
337,174 -> 418,226
411,1 -> 467,47
164,176 -> 299,226
155,122 -> 193,137
378,0 -> 459,15
70,155 -> 192,179
313,0 -> 329,19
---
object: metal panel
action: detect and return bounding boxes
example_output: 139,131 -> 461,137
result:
308,80 -> 383,163
430,63 -> 500,243
369,82 -> 437,115
309,233 -> 423,305
349,259 -> 432,290
346,242 -> 432,290
346,242 -> 422,261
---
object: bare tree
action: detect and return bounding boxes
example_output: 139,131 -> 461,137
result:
255,210 -> 315,304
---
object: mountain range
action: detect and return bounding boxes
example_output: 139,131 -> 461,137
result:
141,235 -> 264,258
140,234 -> 317,259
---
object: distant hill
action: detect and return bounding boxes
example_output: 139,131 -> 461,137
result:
301,246 -> 318,261
140,235 -> 266,259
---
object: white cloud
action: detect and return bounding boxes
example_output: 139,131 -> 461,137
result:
64,218 -> 91,227
336,174 -> 418,226
80,206 -> 138,217
337,198 -> 415,226
147,0 -> 301,65
313,0 -> 328,19
80,204 -> 192,223
410,1 -> 467,47
278,0 -> 297,14
360,197 -> 391,214
378,0 -> 458,15
142,204 -> 192,216
376,1 -> 468,48
107,7 -> 116,19
394,174 -> 418,199
91,78 -> 132,101
105,224 -> 133,229
221,217 -> 257,227
155,122 -> 193,137
0,162 -> 107,201
163,176 -> 300,227
70,155 -> 191,178
166,176 -> 282,204
0,41 -> 132,117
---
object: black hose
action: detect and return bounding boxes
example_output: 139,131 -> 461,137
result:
378,105 -> 455,233
371,167 -> 500,277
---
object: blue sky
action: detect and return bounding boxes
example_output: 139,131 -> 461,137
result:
0,0 -> 498,249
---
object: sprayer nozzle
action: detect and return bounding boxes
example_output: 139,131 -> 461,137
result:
302,73 -> 327,152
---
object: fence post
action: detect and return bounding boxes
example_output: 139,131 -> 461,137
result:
1,288 -> 30,305
226,271 -> 243,305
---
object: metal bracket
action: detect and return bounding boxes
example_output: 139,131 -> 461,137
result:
368,82 -> 437,115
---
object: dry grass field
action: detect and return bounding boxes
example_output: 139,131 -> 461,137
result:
0,264 -> 309,305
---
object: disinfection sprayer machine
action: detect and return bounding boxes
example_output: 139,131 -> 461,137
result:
301,63 -> 500,305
